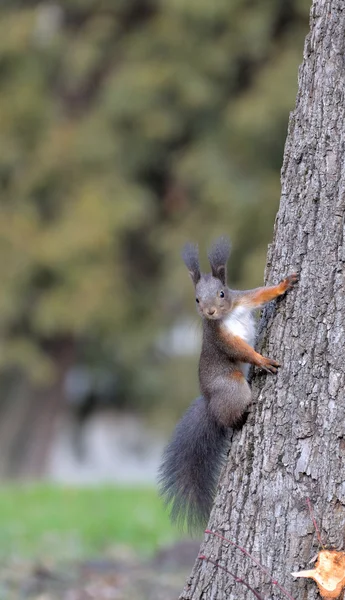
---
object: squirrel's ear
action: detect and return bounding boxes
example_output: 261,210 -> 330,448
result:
208,236 -> 231,285
181,242 -> 201,286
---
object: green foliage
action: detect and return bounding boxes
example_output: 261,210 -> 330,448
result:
0,1 -> 310,409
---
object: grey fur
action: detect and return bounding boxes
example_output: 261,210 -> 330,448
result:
159,238 -> 294,532
200,320 -> 252,427
158,397 -> 227,533
159,237 -> 252,532
207,236 -> 231,285
195,274 -> 232,320
181,242 -> 200,286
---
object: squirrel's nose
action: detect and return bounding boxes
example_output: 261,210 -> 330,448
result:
207,308 -> 216,316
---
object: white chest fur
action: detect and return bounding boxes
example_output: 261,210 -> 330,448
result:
223,305 -> 256,347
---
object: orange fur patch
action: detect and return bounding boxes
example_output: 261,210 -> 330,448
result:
245,285 -> 284,307
218,327 -> 263,366
231,370 -> 244,380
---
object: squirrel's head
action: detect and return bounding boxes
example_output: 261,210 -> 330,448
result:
182,236 -> 232,320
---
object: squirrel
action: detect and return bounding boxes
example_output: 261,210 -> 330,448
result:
158,236 -> 298,532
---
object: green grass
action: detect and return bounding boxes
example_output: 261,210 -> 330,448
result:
0,485 -> 183,562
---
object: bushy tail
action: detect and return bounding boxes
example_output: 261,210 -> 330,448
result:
158,396 -> 228,533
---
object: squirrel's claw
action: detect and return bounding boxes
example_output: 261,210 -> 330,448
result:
259,357 -> 280,374
281,272 -> 299,293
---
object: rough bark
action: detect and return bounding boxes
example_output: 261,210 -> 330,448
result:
180,1 -> 345,599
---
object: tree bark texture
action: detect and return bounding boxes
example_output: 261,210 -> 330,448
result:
181,1 -> 345,599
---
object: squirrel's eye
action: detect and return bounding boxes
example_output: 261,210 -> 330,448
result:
219,290 -> 225,298
196,298 -> 199,304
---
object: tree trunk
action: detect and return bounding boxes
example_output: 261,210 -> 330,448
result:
0,337 -> 76,478
181,1 -> 345,599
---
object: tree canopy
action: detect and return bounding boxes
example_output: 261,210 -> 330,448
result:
0,0 -> 310,415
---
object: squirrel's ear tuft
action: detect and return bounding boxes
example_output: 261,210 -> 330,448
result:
181,242 -> 201,286
208,236 -> 231,285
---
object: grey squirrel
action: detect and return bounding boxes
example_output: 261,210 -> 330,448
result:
158,237 -> 298,532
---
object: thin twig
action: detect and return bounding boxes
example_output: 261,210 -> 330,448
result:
205,529 -> 296,600
306,497 -> 325,548
199,555 -> 264,600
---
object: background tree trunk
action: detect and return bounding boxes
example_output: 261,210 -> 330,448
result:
0,338 -> 76,478
181,1 -> 345,599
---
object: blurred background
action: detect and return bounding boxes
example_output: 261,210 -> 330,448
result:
0,0 -> 309,597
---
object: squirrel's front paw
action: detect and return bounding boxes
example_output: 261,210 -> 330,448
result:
258,356 -> 280,374
279,273 -> 299,294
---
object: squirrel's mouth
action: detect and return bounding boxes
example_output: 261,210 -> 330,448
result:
203,309 -> 219,320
